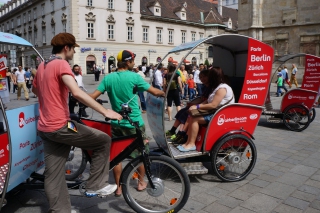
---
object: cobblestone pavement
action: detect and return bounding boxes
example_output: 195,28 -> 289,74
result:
2,75 -> 320,213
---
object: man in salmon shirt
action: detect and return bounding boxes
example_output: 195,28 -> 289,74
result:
32,33 -> 123,213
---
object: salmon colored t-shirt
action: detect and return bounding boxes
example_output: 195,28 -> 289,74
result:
33,59 -> 74,132
187,79 -> 195,89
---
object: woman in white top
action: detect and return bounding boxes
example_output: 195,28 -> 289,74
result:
178,67 -> 234,152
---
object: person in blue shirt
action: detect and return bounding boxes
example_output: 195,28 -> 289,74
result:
280,66 -> 288,93
25,67 -> 32,92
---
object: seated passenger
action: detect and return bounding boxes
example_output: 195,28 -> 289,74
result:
177,67 -> 234,152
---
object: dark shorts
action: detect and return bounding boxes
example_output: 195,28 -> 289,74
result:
167,89 -> 181,107
203,114 -> 214,123
111,125 -> 149,159
175,107 -> 189,124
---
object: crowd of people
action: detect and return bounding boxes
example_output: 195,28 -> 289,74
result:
276,64 -> 299,97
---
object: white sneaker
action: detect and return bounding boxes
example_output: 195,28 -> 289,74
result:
85,184 -> 117,197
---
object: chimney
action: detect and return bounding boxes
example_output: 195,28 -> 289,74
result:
218,0 -> 222,16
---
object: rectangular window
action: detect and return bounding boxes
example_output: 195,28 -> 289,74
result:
108,0 -> 114,9
200,33 -> 204,40
34,30 -> 37,44
63,22 -> 66,32
87,0 -> 92,6
181,31 -> 186,43
23,14 -> 26,23
108,24 -> 114,39
127,26 -> 133,41
28,11 -> 31,22
11,20 -> 14,29
192,32 -> 196,41
50,1 -> 54,11
127,1 -> 132,12
168,30 -> 173,43
87,22 -> 94,38
6,22 -> 9,31
157,28 -> 162,43
17,17 -> 21,26
29,32 -> 32,43
41,4 -> 45,16
42,29 -> 46,43
33,8 -> 37,19
142,27 -> 148,42
62,0 -> 66,7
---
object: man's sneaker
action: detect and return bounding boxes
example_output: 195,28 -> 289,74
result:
170,134 -> 177,140
85,184 -> 117,198
165,130 -> 174,138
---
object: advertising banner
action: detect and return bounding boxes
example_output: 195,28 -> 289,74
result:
301,55 -> 320,92
5,104 -> 44,192
146,94 -> 170,155
239,38 -> 274,106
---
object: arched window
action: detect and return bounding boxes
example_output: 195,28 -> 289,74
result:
192,57 -> 197,66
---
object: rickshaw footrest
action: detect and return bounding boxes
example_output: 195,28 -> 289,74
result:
180,162 -> 208,175
267,117 -> 282,123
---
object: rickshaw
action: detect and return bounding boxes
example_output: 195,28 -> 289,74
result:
146,34 -> 274,182
0,32 -> 191,213
263,54 -> 320,131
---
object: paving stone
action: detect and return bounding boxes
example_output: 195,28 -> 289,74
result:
265,169 -> 285,177
216,195 -> 243,208
191,192 -> 218,205
284,158 -> 303,165
278,162 -> 296,169
311,175 -> 320,182
311,200 -> 320,210
238,184 -> 262,194
272,166 -> 291,173
291,190 -> 316,202
206,186 -> 229,198
290,165 -> 318,176
284,197 -> 310,210
202,202 -> 231,213
216,182 -> 240,192
273,204 -> 303,213
305,180 -> 320,189
257,173 -> 279,182
261,182 -> 296,199
277,172 -> 309,186
229,189 -> 253,201
298,185 -> 320,195
240,193 -> 281,213
228,206 -> 256,213
267,157 -> 284,163
249,178 -> 271,188
304,207 -> 320,213
301,158 -> 320,169
182,198 -> 207,213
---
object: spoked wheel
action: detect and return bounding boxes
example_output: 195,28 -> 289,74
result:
65,147 -> 87,181
283,105 -> 310,132
121,155 -> 190,213
211,134 -> 257,182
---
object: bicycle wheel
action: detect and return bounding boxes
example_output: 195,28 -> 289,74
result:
310,107 -> 316,123
211,134 -> 257,182
283,105 -> 310,131
65,147 -> 87,181
121,155 -> 190,213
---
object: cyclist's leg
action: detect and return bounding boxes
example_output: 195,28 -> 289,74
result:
38,131 -> 72,213
49,121 -> 112,191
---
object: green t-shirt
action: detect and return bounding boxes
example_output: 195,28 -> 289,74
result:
277,76 -> 283,86
97,71 -> 150,128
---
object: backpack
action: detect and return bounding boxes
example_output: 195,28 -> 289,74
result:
166,74 -> 178,90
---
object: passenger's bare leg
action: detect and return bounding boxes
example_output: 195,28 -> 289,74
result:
167,106 -> 173,121
137,165 -> 147,191
113,163 -> 122,195
182,117 -> 206,149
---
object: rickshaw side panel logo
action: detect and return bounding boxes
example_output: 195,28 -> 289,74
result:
19,112 -> 40,128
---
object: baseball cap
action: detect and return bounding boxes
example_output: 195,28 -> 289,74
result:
51,33 -> 80,47
117,50 -> 136,62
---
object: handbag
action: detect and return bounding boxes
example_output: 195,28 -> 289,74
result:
189,96 -> 234,117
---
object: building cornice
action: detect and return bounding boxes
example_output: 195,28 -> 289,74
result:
0,0 -> 43,22
141,14 -> 227,29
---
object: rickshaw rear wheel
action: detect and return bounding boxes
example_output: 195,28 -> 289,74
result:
65,148 -> 87,181
211,134 -> 257,182
310,107 -> 316,123
283,105 -> 311,132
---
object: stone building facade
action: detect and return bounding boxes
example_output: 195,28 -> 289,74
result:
0,0 -> 238,74
238,0 -> 320,79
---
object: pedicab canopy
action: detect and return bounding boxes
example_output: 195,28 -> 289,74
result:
0,32 -> 43,209
146,34 -> 274,156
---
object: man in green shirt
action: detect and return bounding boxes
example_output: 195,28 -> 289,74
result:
90,50 -> 165,196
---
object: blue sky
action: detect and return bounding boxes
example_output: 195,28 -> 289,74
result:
0,0 -> 8,4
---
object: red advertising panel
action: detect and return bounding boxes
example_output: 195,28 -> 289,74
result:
0,55 -> 7,80
280,89 -> 318,112
301,55 -> 320,92
239,39 -> 274,106
204,105 -> 262,152
0,133 -> 9,166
